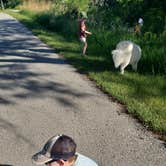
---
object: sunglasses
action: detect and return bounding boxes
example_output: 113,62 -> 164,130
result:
45,159 -> 58,166
45,155 -> 77,165
45,159 -> 67,165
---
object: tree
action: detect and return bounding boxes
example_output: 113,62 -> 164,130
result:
0,0 -> 4,10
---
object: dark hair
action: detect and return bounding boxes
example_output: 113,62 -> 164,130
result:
51,135 -> 77,160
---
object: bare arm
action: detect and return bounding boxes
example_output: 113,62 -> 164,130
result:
81,26 -> 92,35
85,30 -> 92,35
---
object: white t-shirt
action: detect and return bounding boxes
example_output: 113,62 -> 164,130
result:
138,18 -> 143,26
74,153 -> 98,166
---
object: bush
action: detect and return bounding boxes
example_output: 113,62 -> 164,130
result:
34,12 -> 78,40
143,9 -> 165,34
5,0 -> 22,8
51,0 -> 90,18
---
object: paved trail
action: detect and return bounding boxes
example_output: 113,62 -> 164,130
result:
0,13 -> 165,166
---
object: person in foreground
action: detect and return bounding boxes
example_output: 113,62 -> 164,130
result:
32,134 -> 98,166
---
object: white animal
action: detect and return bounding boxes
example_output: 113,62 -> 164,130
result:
112,41 -> 141,74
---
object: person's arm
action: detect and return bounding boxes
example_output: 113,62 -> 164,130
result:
85,30 -> 92,35
81,26 -> 92,35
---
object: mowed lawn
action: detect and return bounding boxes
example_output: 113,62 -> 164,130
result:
5,10 -> 166,137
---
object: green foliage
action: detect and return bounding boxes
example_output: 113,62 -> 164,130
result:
15,0 -> 166,75
26,1 -> 165,75
4,0 -> 22,8
91,28 -> 166,75
34,11 -> 78,40
52,0 -> 91,18
93,0 -> 166,34
143,8 -> 165,34
66,0 -> 90,12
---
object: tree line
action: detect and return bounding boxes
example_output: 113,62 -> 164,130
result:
1,0 -> 165,34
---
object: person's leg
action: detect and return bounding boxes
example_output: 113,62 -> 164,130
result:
82,41 -> 87,55
80,37 -> 87,56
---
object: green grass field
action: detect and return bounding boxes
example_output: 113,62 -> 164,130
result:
5,10 -> 166,136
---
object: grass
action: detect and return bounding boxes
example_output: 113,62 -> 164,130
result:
5,10 -> 166,136
19,0 -> 52,12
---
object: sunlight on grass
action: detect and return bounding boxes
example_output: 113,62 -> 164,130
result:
90,71 -> 166,132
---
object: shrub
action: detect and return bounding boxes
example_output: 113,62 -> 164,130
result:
143,8 -> 165,34
5,0 -> 22,8
34,11 -> 78,40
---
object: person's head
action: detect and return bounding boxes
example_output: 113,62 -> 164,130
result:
32,135 -> 77,166
79,19 -> 86,27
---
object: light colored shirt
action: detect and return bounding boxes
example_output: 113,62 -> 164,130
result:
74,153 -> 98,166
138,18 -> 143,26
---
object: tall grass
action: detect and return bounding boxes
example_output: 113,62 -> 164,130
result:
34,12 -> 78,41
87,30 -> 165,75
28,10 -> 166,75
19,0 -> 52,11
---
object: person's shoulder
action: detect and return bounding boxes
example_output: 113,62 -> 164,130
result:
74,153 -> 98,166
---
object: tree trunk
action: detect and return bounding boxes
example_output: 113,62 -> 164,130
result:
0,0 -> 4,10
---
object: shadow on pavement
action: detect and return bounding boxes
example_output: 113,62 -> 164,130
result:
0,17 -> 92,107
0,117 -> 36,148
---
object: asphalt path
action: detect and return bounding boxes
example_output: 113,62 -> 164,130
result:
0,13 -> 165,166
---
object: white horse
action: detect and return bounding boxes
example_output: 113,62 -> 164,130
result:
112,41 -> 141,74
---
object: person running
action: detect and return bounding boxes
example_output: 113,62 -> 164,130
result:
32,134 -> 98,166
79,19 -> 92,56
